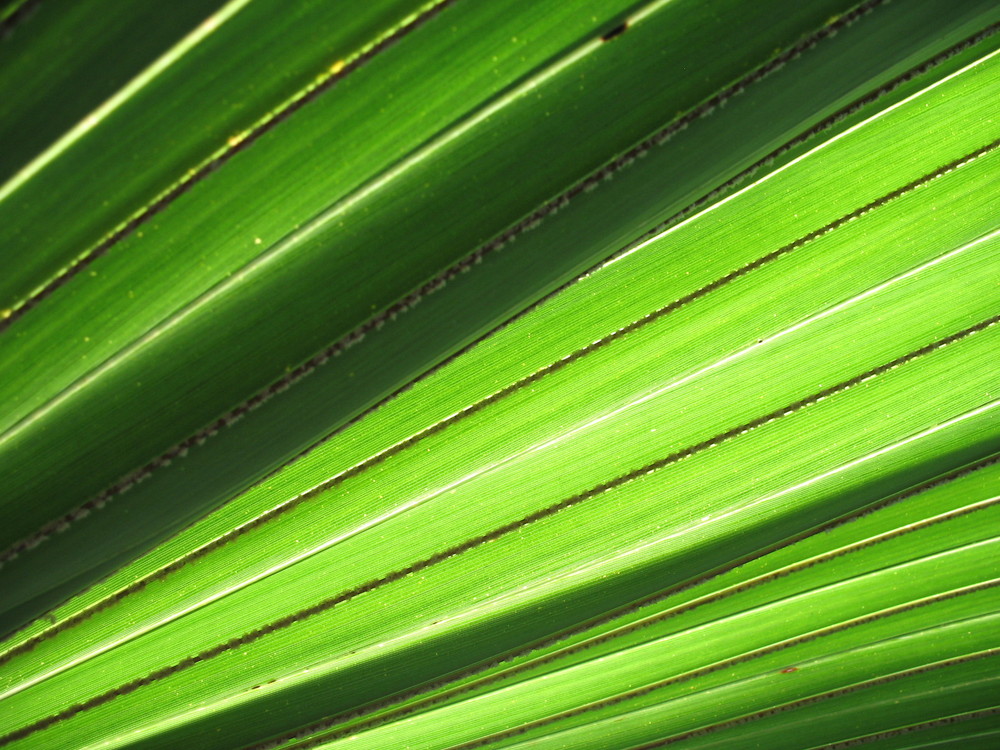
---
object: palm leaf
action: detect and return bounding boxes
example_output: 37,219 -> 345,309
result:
0,0 -> 997,747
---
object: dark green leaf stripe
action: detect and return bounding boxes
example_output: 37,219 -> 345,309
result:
0,0 -> 233,187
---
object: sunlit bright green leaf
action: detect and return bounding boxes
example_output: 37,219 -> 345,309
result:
0,0 -> 997,748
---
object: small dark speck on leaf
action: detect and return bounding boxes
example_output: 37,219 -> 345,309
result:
780,667 -> 798,674
601,22 -> 628,42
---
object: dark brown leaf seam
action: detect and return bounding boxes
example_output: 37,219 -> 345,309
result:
0,0 -> 896,565
264,495 -> 1000,750
631,648 -> 1000,749
3,313 -> 996,746
814,706 -> 1000,748
446,582 -> 1000,750
0,0 -> 460,330
1,133 -> 996,665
